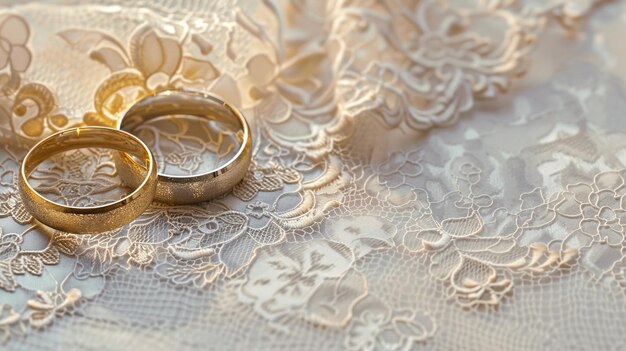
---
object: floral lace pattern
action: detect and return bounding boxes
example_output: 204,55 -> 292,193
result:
1,0 -> 626,350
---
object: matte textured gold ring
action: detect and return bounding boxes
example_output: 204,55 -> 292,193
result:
19,126 -> 157,234
116,90 -> 252,205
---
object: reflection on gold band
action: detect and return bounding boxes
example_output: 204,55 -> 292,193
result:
117,90 -> 253,204
18,127 -> 157,234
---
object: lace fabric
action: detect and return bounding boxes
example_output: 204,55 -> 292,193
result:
1,0 -> 626,350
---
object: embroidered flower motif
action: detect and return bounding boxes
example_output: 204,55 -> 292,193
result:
59,25 -> 219,127
546,0 -> 607,28
26,288 -> 82,329
233,161 -> 301,201
239,240 -> 359,323
518,171 -> 626,276
0,304 -> 24,343
0,231 -> 20,292
70,207 -> 176,277
0,15 -> 31,74
234,153 -> 349,232
0,225 -> 64,295
378,151 -> 423,189
242,20 -> 338,126
403,211 -> 526,308
0,14 -> 68,141
153,209 -> 286,287
237,7 -> 351,161
323,215 -> 395,258
245,201 -> 272,219
0,270 -> 88,342
346,296 -> 435,351
154,245 -> 221,289
555,171 -> 626,246
333,0 -> 538,130
0,156 -> 29,223
366,149 -> 428,207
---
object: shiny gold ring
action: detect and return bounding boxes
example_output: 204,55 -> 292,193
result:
117,90 -> 252,204
19,127 -> 157,234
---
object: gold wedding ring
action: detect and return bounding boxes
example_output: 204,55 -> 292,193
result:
18,90 -> 250,233
19,127 -> 157,234
116,90 -> 252,204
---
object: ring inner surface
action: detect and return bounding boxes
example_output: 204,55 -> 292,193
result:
120,92 -> 245,177
24,128 -> 149,206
